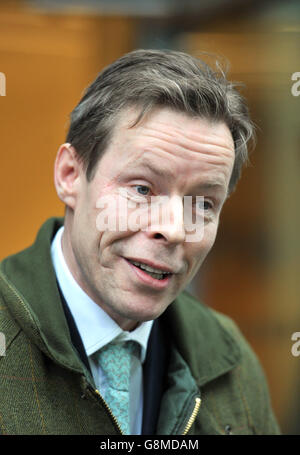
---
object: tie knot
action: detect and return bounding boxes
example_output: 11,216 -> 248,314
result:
98,339 -> 140,360
123,340 -> 140,358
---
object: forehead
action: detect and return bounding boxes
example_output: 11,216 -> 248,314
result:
109,107 -> 234,177
112,106 -> 234,155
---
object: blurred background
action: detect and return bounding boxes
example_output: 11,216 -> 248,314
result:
0,0 -> 299,434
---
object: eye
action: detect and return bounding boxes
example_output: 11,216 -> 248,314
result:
203,200 -> 213,211
134,185 -> 151,196
196,198 -> 213,211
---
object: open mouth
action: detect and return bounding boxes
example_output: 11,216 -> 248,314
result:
125,258 -> 173,281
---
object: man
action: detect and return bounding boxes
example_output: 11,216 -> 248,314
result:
0,49 -> 279,435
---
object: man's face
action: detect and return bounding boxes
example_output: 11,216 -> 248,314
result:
62,107 -> 235,330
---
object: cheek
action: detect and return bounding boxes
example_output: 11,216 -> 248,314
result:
188,222 -> 219,263
95,193 -> 150,251
96,222 -> 136,265
72,203 -> 103,261
205,221 -> 219,247
95,192 -> 131,234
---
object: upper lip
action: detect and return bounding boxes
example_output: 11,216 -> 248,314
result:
125,257 -> 176,274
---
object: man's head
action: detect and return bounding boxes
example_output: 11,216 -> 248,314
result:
66,49 -> 254,194
54,49 -> 254,330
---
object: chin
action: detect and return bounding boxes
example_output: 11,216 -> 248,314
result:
118,301 -> 169,324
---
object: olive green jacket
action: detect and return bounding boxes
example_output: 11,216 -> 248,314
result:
0,218 -> 280,435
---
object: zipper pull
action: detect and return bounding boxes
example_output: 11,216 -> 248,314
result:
94,389 -> 124,434
182,397 -> 202,435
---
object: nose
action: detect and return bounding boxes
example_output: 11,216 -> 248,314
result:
147,195 -> 186,244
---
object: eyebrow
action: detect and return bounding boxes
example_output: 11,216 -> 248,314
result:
126,158 -> 226,191
128,158 -> 174,180
194,182 -> 226,190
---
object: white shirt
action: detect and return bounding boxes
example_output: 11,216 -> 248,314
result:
50,226 -> 153,434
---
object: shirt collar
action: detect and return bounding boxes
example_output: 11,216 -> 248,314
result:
50,226 -> 153,363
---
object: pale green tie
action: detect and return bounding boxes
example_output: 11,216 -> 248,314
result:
97,340 -> 140,435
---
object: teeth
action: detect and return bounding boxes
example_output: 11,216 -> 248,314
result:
146,271 -> 165,280
131,260 -> 171,275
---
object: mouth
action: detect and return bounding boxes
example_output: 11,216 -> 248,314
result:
124,257 -> 174,288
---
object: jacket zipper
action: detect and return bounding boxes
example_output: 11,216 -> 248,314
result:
95,389 -> 201,436
93,388 -> 124,434
182,397 -> 202,435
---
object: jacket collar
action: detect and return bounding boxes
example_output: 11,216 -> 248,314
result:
0,217 -> 240,385
162,292 -> 241,387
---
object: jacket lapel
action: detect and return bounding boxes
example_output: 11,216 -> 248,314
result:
162,291 -> 241,387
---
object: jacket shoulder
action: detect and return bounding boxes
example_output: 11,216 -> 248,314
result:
212,309 -> 267,380
209,308 -> 281,435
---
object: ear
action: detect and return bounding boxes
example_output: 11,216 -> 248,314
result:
54,143 -> 83,210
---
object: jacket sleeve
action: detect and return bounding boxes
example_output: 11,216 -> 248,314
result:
214,311 -> 281,435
